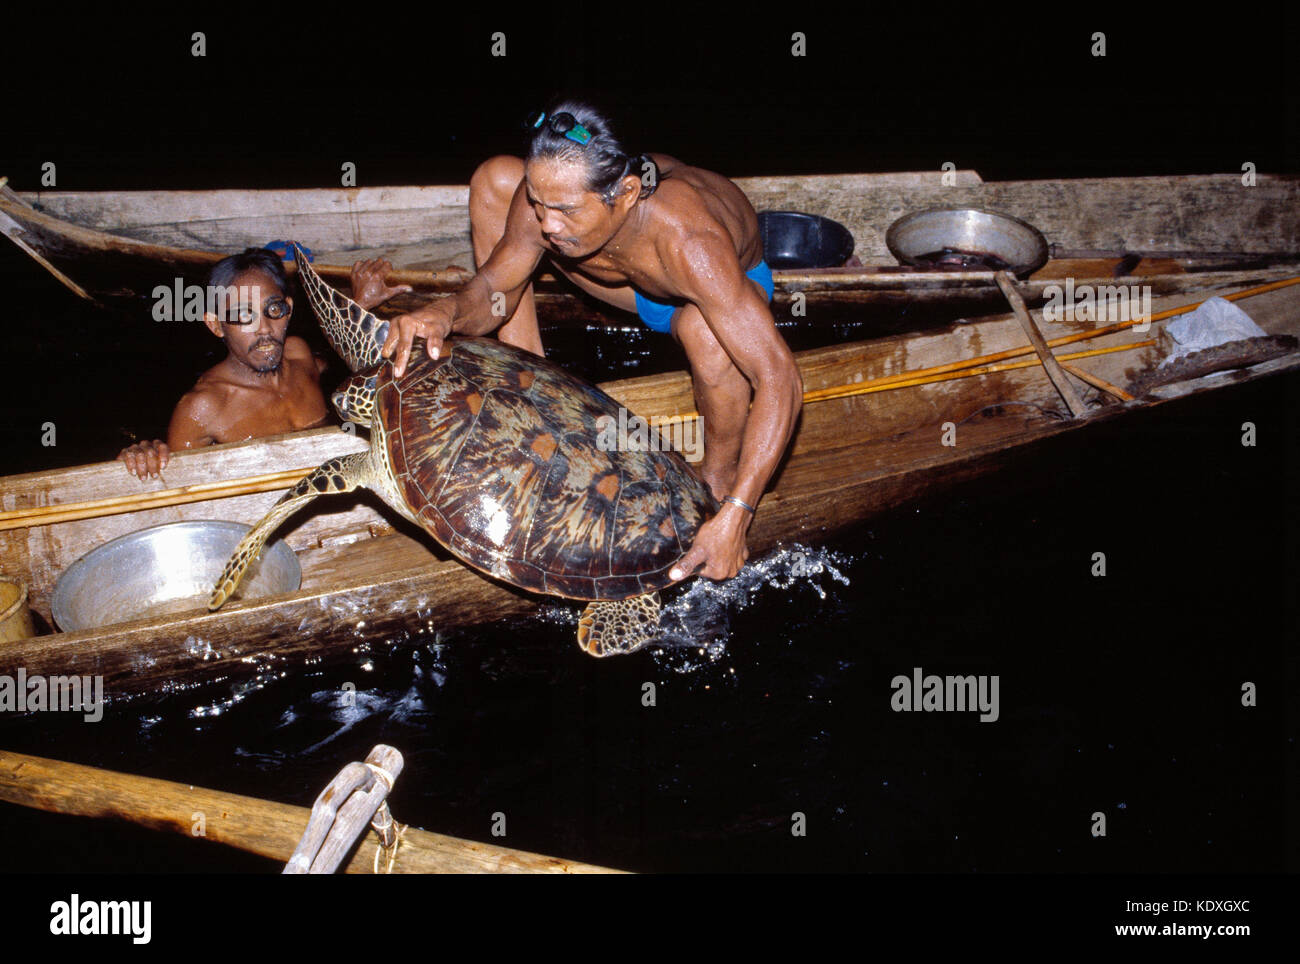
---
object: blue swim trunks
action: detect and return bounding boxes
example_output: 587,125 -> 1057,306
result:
634,260 -> 775,333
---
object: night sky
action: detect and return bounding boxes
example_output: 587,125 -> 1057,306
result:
4,6 -> 1295,190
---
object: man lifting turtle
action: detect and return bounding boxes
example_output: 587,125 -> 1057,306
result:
382,101 -> 803,583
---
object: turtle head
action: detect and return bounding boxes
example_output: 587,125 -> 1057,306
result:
332,371 -> 378,428
292,242 -> 390,373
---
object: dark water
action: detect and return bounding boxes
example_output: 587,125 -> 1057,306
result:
0,245 -> 1294,876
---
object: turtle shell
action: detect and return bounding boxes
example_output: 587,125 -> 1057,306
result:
375,337 -> 718,600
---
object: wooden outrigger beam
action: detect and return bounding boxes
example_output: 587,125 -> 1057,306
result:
0,748 -> 626,874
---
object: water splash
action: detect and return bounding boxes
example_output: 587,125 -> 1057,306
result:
650,543 -> 853,673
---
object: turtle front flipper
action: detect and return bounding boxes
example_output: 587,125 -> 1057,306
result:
208,452 -> 371,611
293,243 -> 389,373
576,592 -> 661,657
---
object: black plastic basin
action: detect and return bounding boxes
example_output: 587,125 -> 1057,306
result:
759,211 -> 855,269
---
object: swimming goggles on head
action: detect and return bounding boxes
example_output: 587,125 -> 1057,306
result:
528,110 -> 592,145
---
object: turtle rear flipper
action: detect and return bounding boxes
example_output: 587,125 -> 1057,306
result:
577,592 -> 661,657
209,453 -> 370,610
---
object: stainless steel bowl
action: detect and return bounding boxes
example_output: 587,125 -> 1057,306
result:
51,520 -> 301,632
885,207 -> 1049,276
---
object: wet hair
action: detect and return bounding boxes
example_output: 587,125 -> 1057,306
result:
526,99 -> 666,205
206,247 -> 288,293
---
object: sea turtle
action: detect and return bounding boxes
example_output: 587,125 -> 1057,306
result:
207,243 -> 718,656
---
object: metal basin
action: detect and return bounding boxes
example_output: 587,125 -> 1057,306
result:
886,207 -> 1049,276
51,520 -> 301,632
759,211 -> 855,269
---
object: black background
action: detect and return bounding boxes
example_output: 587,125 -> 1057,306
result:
0,4 -> 1295,946
4,5 -> 1295,191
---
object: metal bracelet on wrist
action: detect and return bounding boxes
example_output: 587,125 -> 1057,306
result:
722,495 -> 756,514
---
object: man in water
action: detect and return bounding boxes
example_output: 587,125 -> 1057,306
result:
381,101 -> 802,582
119,250 -> 410,479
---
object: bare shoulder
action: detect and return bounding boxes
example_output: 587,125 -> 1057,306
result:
283,336 -> 323,369
651,168 -> 711,212
284,335 -> 313,358
653,156 -> 743,201
182,361 -> 244,417
167,383 -> 223,448
285,336 -> 328,376
173,370 -> 229,419
647,157 -> 760,272
651,180 -> 734,257
649,160 -> 744,234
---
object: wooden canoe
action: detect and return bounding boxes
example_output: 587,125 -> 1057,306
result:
2,276 -> 1297,701
4,172 -> 1299,324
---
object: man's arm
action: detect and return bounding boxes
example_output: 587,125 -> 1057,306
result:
119,385 -> 221,479
350,258 -> 413,311
381,184 -> 546,376
665,231 -> 803,582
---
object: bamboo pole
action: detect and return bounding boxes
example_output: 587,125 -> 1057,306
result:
802,340 -> 1157,398
1059,363 -> 1135,402
0,748 -> 626,874
652,274 -> 1299,426
0,468 -> 311,532
651,339 -> 1156,427
825,273 -> 1300,392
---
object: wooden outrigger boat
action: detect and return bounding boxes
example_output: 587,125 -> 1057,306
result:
1,170 -> 1298,702
2,268 -> 1297,701
4,172 -> 1299,324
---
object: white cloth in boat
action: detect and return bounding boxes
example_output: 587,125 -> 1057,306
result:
1160,297 -> 1268,367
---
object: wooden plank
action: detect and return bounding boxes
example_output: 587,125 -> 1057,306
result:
17,185 -> 473,251
730,173 -> 1300,261
14,174 -> 1300,274
9,179 -> 1299,321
